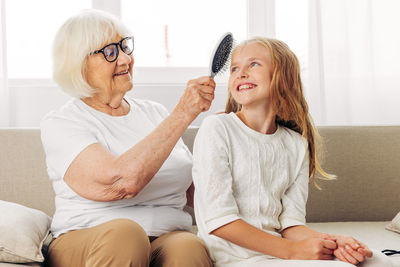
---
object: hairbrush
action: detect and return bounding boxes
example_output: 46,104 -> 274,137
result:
209,32 -> 234,78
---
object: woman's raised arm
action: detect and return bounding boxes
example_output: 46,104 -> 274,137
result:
64,76 -> 215,201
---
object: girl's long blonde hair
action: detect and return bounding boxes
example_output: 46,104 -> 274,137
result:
225,37 -> 335,186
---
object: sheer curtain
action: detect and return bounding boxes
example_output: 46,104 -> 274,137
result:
308,0 -> 400,125
0,0 -> 9,126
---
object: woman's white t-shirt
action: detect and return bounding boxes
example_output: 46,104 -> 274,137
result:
41,97 -> 193,238
193,113 -> 309,266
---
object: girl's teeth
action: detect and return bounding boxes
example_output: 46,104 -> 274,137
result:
239,84 -> 254,90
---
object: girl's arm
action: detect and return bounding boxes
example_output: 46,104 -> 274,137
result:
212,219 -> 337,260
281,225 -> 325,240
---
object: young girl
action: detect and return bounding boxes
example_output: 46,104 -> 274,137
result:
192,37 -> 393,267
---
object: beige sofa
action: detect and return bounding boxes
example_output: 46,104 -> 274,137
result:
0,127 -> 399,266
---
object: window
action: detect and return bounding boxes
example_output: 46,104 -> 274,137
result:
121,0 -> 247,67
1,0 -> 279,126
6,0 -> 91,78
275,0 -> 308,74
6,0 -> 246,78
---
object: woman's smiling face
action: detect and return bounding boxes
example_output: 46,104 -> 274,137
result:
228,42 -> 274,110
85,35 -> 134,99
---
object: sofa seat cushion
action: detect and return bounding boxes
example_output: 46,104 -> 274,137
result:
308,221 -> 400,266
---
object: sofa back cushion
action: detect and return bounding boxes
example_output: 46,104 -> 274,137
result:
307,126 -> 400,222
0,129 -> 55,216
1,126 -> 399,222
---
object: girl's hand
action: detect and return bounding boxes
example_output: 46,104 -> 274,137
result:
289,237 -> 337,260
326,234 -> 373,265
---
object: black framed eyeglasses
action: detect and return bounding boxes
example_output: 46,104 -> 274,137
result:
90,36 -> 134,63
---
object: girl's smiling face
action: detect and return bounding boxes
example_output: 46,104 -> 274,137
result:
228,42 -> 274,110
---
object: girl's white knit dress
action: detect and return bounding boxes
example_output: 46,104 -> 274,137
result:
192,113 -> 309,266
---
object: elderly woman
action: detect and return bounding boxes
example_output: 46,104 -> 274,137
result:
41,9 -> 214,267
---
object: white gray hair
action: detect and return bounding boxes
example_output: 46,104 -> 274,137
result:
52,9 -> 131,98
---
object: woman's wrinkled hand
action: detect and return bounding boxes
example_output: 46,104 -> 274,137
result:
325,234 -> 373,265
175,76 -> 216,122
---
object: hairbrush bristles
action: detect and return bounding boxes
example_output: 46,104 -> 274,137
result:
210,32 -> 234,78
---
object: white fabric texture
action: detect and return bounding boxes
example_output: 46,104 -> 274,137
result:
193,113 -> 309,266
40,97 -> 193,238
386,212 -> 400,234
0,201 -> 51,263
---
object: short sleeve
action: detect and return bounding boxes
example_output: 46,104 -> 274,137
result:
192,116 -> 240,233
278,146 -> 309,231
40,114 -> 98,180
